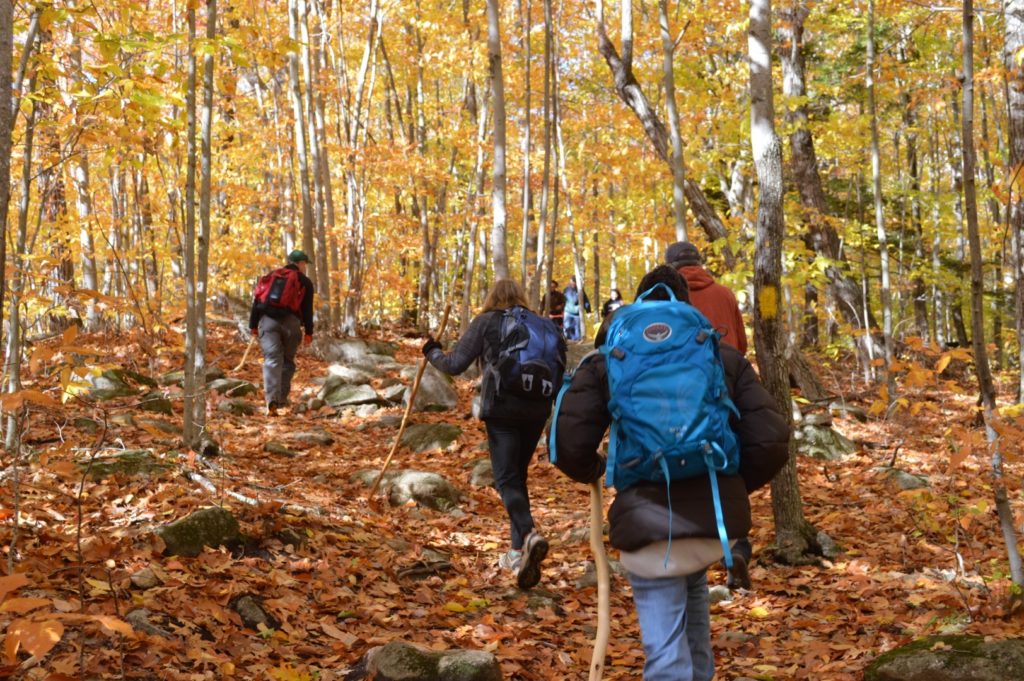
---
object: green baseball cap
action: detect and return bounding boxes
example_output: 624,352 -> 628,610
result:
287,249 -> 310,263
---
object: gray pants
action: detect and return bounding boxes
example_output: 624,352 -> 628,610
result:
258,314 -> 302,406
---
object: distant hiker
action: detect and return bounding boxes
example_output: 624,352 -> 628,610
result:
423,279 -> 567,589
249,250 -> 315,416
667,241 -> 753,586
562,275 -> 591,342
542,279 -> 567,334
602,288 -> 624,318
550,265 -> 789,681
666,241 -> 748,356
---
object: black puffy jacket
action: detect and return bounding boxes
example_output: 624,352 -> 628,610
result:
552,333 -> 790,552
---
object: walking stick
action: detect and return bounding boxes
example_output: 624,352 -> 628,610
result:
589,480 -> 611,681
233,335 -> 256,373
368,304 -> 452,502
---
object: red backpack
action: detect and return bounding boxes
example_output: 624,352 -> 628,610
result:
254,267 -> 305,315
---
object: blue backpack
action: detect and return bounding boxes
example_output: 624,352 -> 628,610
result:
493,306 -> 564,401
551,283 -> 740,566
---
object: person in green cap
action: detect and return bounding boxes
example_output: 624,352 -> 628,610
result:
249,250 -> 316,415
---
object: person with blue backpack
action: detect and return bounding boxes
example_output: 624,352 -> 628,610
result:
422,279 -> 566,589
549,265 -> 789,681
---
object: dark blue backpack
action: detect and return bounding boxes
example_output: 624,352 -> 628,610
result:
493,307 -> 564,401
551,284 -> 740,566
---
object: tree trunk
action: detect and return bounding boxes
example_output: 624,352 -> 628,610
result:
300,0 -> 331,323
777,2 -> 883,362
520,0 -> 532,288
867,0 -> 895,400
192,0 -> 216,441
487,0 -> 509,279
183,7 -> 199,445
288,0 -> 316,279
1009,0 -> 1024,399
659,0 -> 687,241
963,0 -> 1024,591
749,0 -> 819,565
5,74 -> 35,448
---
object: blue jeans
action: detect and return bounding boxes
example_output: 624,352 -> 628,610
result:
627,570 -> 714,681
563,314 -> 582,341
485,417 -> 547,550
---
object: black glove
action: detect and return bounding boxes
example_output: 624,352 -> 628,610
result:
422,337 -> 442,356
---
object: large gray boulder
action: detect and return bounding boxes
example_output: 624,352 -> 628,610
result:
320,338 -> 399,369
207,378 -> 259,397
353,469 -> 462,512
347,641 -> 502,681
89,369 -> 142,400
400,423 -> 462,453
322,364 -> 377,387
138,392 -> 174,415
796,420 -> 857,460
864,636 -> 1024,681
156,506 -> 241,557
322,383 -> 380,408
81,450 -> 174,480
402,365 -> 458,413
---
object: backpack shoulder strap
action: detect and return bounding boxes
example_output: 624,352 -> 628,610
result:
548,349 -> 602,464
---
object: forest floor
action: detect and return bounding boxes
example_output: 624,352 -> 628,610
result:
2,320 -> 1024,680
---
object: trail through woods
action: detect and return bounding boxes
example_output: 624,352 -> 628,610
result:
2,323 -> 1024,680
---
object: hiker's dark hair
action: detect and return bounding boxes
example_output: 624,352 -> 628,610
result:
635,265 -> 690,303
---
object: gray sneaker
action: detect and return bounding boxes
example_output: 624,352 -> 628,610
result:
516,531 -> 549,589
499,549 -> 523,573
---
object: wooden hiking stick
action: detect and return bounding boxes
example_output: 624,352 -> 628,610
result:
233,335 -> 256,373
368,304 -> 452,502
589,480 -> 611,681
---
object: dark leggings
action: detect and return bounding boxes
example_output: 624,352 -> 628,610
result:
485,417 -> 547,550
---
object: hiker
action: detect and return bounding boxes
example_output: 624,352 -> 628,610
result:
666,240 -> 753,586
666,241 -> 748,356
602,288 -> 624,318
542,279 -> 567,335
422,279 -> 567,589
551,265 -> 789,681
249,250 -> 315,416
562,275 -> 591,342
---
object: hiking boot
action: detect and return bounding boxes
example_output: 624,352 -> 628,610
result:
266,402 -> 279,416
499,549 -> 523,573
516,531 -> 549,589
726,551 -> 751,591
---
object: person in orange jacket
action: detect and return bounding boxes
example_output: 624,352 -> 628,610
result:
665,241 -> 747,356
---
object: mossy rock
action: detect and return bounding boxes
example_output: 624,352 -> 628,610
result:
139,392 -> 174,415
89,370 -> 141,400
796,424 -> 856,460
135,418 -> 182,436
288,429 -> 335,447
358,641 -> 502,681
207,378 -> 258,397
322,383 -> 380,407
156,506 -> 241,557
218,398 -> 256,416
264,441 -> 300,458
81,450 -> 174,480
400,423 -> 462,453
352,469 -> 462,512
864,635 -> 1024,681
74,417 -> 102,433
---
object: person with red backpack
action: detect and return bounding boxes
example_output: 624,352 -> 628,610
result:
249,250 -> 315,415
